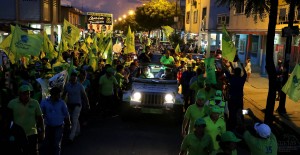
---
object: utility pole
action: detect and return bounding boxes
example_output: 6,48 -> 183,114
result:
278,1 -> 297,114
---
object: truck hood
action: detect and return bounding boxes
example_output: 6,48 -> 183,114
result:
132,82 -> 178,93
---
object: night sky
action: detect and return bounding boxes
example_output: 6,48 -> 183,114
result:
62,0 -> 144,19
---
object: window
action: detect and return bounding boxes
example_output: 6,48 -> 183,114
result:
235,1 -> 244,14
279,8 -> 287,23
193,10 -> 198,23
217,14 -> 230,25
186,11 -> 190,24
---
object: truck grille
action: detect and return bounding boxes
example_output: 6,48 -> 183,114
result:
141,93 -> 164,106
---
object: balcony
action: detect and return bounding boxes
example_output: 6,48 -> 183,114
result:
217,14 -> 229,26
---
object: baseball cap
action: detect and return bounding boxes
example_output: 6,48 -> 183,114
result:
196,91 -> 206,100
214,90 -> 223,100
106,67 -> 115,74
254,123 -> 271,138
19,85 -> 32,92
220,131 -> 241,142
194,118 -> 206,126
210,105 -> 222,114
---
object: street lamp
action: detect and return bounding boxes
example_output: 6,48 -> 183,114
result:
118,17 -> 122,21
123,14 -> 127,19
128,10 -> 135,15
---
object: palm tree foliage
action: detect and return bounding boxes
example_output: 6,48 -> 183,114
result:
216,0 -> 270,22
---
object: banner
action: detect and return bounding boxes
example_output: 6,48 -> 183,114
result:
11,26 -> 43,57
36,70 -> 68,99
222,26 -> 236,62
87,12 -> 113,33
204,57 -> 217,84
282,64 -> 300,102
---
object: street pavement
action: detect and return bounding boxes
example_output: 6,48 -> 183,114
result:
244,72 -> 300,154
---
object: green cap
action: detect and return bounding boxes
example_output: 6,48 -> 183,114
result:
194,118 -> 206,126
196,91 -> 206,100
106,67 -> 115,74
19,85 -> 32,92
220,131 -> 241,142
210,105 -> 222,114
214,90 -> 223,100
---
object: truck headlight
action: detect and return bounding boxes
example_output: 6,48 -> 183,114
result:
165,94 -> 174,102
132,92 -> 142,101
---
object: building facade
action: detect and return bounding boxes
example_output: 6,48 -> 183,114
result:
185,0 -> 229,53
184,0 -> 300,74
0,0 -> 61,43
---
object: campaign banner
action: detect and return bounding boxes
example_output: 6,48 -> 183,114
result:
87,12 -> 113,33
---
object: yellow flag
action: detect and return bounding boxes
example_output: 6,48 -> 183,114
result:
85,36 -> 93,44
0,34 -> 16,64
175,44 -> 181,53
80,42 -> 89,54
161,26 -> 174,38
43,32 -> 57,60
104,38 -> 113,65
62,19 -> 80,46
124,26 -> 135,54
11,25 -> 43,57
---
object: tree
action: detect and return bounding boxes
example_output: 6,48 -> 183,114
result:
113,15 -> 143,34
216,0 -> 278,125
135,0 -> 176,37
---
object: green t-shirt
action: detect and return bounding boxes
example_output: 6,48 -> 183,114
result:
160,55 -> 175,65
243,131 -> 278,155
184,104 -> 209,134
99,74 -> 118,96
204,116 -> 226,151
181,133 -> 213,155
7,98 -> 43,136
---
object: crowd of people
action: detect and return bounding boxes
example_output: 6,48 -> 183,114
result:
0,38 -> 278,155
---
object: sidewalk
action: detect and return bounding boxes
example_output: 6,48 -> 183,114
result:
243,73 -> 300,136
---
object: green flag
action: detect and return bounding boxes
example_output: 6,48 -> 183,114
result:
124,26 -> 135,54
62,19 -> 80,46
175,44 -> 181,54
204,57 -> 217,85
282,64 -> 300,102
11,25 -> 43,57
222,26 -> 236,62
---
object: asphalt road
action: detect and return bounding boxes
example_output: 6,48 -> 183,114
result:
61,114 -> 182,155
